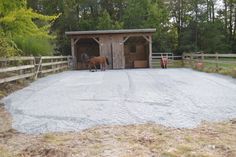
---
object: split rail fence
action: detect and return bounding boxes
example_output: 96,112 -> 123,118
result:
151,52 -> 236,69
151,52 -> 182,68
182,53 -> 236,71
1,53 -> 235,84
0,56 -> 72,84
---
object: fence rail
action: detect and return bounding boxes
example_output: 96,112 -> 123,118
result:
183,53 -> 236,58
182,53 -> 236,71
1,53 -> 235,84
151,53 -> 183,68
0,56 -> 72,84
151,52 -> 236,68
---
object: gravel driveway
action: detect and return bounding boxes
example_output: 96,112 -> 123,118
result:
2,69 -> 236,133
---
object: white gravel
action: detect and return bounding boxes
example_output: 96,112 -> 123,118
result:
2,69 -> 236,133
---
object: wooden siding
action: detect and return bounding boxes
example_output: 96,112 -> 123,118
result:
112,36 -> 124,69
67,29 -> 156,69
100,35 -> 113,69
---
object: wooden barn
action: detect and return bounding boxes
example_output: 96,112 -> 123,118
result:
65,28 -> 156,69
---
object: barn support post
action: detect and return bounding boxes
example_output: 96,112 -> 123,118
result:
148,35 -> 152,68
122,36 -> 130,43
92,37 -> 102,56
71,38 -> 77,69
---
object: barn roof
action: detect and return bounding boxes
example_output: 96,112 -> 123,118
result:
65,28 -> 156,36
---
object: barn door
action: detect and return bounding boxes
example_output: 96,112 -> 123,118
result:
100,35 -> 113,69
112,36 -> 125,69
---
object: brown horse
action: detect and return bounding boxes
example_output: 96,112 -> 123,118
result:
160,55 -> 168,69
195,62 -> 204,70
87,56 -> 109,71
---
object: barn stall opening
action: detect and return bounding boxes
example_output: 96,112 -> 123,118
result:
65,29 -> 156,70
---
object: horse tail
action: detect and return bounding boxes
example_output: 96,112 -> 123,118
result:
106,57 -> 109,65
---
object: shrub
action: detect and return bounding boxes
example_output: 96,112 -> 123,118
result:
13,36 -> 53,56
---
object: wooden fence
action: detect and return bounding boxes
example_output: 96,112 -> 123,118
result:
0,56 -> 72,84
151,52 -> 182,68
182,53 -> 236,70
1,53 -> 235,84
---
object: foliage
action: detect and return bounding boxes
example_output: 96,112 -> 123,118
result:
2,0 -> 236,55
13,36 -> 53,56
199,21 -> 231,53
0,31 -> 20,57
0,0 -> 58,56
97,10 -> 123,30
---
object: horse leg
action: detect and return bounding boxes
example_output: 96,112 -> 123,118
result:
94,65 -> 97,71
88,64 -> 91,71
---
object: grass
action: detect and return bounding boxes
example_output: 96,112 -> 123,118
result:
42,133 -> 72,145
183,58 -> 236,78
0,111 -> 235,156
153,58 -> 236,78
0,146 -> 12,157
152,60 -> 184,68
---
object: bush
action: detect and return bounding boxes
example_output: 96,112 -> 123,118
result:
13,36 -> 53,56
0,33 -> 20,57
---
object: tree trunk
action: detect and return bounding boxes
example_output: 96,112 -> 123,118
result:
195,2 -> 198,51
234,7 -> 236,40
177,0 -> 182,49
212,2 -> 215,23
224,0 -> 228,34
229,0 -> 233,40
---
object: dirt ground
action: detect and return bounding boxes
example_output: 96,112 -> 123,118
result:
0,73 -> 236,157
2,69 -> 236,133
0,105 -> 236,157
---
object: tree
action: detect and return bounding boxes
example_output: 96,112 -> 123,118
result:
97,10 -> 123,30
25,0 -> 236,54
0,0 -> 58,56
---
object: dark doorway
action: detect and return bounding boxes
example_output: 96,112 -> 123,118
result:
76,38 -> 99,70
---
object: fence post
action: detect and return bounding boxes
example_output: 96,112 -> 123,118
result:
216,53 -> 219,72
67,56 -> 71,70
34,57 -> 42,80
201,53 -> 204,61
190,53 -> 194,67
30,57 -> 35,80
182,53 -> 185,67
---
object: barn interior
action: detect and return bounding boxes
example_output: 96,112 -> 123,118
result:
124,36 -> 149,69
76,38 -> 99,69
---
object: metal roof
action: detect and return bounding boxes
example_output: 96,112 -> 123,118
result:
65,28 -> 156,36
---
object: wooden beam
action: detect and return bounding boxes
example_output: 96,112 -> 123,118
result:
73,38 -> 80,45
69,33 -> 154,40
92,37 -> 101,44
149,35 -> 152,68
0,73 -> 35,84
142,35 -> 151,43
122,36 -> 130,43
0,57 -> 35,62
35,57 -> 42,80
71,38 -> 77,69
41,61 -> 68,67
41,66 -> 68,74
0,65 -> 34,73
41,56 -> 68,59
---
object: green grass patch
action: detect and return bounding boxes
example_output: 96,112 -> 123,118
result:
13,36 -> 53,56
0,146 -> 12,157
184,59 -> 236,78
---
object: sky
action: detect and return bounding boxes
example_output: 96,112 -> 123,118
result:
216,0 -> 224,10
